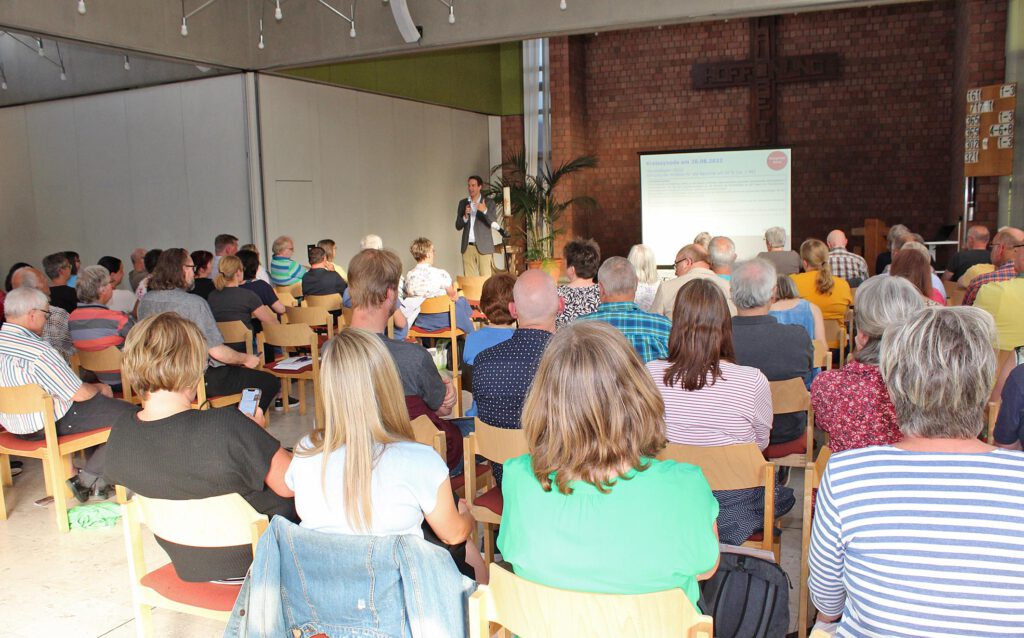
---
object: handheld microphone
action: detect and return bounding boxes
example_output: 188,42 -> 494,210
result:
490,221 -> 510,238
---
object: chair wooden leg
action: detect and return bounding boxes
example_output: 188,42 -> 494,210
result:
281,379 -> 291,414
297,379 -> 307,416
0,454 -> 12,487
42,459 -> 53,496
0,472 -> 6,520
483,522 -> 494,565
134,603 -> 154,638
49,452 -> 70,533
61,455 -> 75,500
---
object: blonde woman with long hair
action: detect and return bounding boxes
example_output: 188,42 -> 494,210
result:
285,328 -> 486,581
627,244 -> 661,312
790,238 -> 852,321
497,322 -> 719,604
206,254 -> 279,334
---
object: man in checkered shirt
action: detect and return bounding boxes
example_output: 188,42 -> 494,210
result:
826,229 -> 869,286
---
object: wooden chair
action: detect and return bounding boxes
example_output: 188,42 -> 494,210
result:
276,291 -> 300,308
464,418 -> 529,564
943,279 -> 966,306
274,281 -> 302,299
407,295 -> 466,416
658,443 -> 779,561
216,320 -> 253,355
259,322 -> 320,423
469,563 -> 713,638
410,414 -> 446,459
121,493 -> 268,636
193,379 -> 244,410
812,340 -> 831,370
457,275 -> 489,325
763,378 -> 815,469
285,306 -> 335,341
73,346 -> 139,404
302,292 -> 344,333
0,384 -> 111,532
798,446 -> 832,638
823,319 -> 848,367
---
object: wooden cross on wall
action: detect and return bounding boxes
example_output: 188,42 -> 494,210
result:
692,16 -> 841,146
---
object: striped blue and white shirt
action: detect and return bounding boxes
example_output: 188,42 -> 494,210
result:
809,446 -> 1024,637
0,323 -> 83,434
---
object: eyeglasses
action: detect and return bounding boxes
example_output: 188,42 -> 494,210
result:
1013,244 -> 1024,250
36,308 -> 51,319
674,257 -> 691,266
184,263 -> 196,269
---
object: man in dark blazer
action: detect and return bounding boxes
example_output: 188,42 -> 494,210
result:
455,175 -> 498,277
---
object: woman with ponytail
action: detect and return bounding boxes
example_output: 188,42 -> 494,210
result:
206,255 -> 279,343
790,238 -> 853,321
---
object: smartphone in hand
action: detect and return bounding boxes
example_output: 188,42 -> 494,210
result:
239,387 -> 262,417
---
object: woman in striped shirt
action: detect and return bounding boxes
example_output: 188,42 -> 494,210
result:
646,279 -> 792,545
809,306 -> 1024,637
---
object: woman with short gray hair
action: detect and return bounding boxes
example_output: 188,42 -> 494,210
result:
68,265 -> 135,388
808,306 -> 1024,637
810,276 -> 923,452
756,227 -> 801,275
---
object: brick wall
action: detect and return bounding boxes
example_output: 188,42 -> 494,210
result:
505,0 -> 1009,260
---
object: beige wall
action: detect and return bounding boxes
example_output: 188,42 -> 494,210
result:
257,74 -> 492,277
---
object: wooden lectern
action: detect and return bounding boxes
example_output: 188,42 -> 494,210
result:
852,218 -> 890,276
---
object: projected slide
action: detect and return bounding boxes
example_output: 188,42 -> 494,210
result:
640,148 -> 792,266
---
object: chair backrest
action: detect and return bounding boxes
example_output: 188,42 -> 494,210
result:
469,564 -> 713,638
472,418 -> 530,464
418,294 -> 455,315
657,443 -> 771,491
75,346 -> 125,375
943,279 -> 966,306
822,319 -> 845,344
0,384 -> 55,433
134,492 -> 268,549
813,446 -> 831,491
769,377 -> 811,414
261,322 -> 317,350
285,306 -> 332,331
304,293 -> 343,311
275,282 -> 302,298
457,275 -> 488,304
410,414 -> 446,459
812,340 -> 831,369
276,291 -> 300,308
216,321 -> 253,355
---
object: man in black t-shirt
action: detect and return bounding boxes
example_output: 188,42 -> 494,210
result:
42,252 -> 78,314
302,247 -> 348,297
943,225 -> 991,282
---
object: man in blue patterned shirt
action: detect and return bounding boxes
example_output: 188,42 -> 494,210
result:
578,257 -> 671,364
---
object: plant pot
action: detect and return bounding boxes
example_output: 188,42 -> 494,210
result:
527,257 -> 564,282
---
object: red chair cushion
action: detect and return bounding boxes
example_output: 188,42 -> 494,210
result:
264,360 -> 314,375
474,486 -> 503,516
0,427 -> 111,453
747,530 -> 764,542
451,463 -> 492,492
763,436 -> 807,459
140,563 -> 241,612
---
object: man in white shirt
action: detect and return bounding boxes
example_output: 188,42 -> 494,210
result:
455,175 -> 498,277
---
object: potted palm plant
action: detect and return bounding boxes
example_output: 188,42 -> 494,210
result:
486,152 -> 597,278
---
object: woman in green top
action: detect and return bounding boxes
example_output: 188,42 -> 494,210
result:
497,322 -> 720,605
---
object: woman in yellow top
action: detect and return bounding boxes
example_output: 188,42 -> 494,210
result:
790,238 -> 853,322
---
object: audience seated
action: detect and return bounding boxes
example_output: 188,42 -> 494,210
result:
731,259 -> 812,444
808,305 -> 1024,636
68,265 -> 135,387
285,328 -> 484,581
756,226 -> 801,276
555,238 -> 602,329
790,239 -> 852,322
97,256 -> 137,315
825,229 -> 868,286
890,247 -> 945,305
212,233 -> 238,275
189,250 -> 216,300
708,236 -> 736,280
138,249 -> 279,412
64,251 -> 81,289
873,223 -> 909,275
127,248 -> 148,292
403,237 -> 474,335
473,270 -> 559,482
811,276 -> 923,453
627,244 -> 661,312
645,279 -> 792,544
650,243 -> 736,319
302,247 -> 348,297
770,275 -> 826,344
943,224 -> 991,282
5,262 -> 32,292
12,266 -> 74,363
134,248 -> 163,299
579,256 -> 671,363
104,312 -> 295,582
237,249 -> 286,316
269,235 -> 306,287
1,287 -> 137,500
42,252 -> 78,314
974,236 -> 1024,351
889,239 -> 945,300
462,273 -> 517,419
497,321 -> 720,603
239,243 -> 272,284
317,238 -> 347,279
995,363 -> 1024,450
346,248 -> 460,469
207,255 -> 279,340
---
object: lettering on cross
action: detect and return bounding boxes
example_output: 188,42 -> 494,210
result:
692,16 -> 841,146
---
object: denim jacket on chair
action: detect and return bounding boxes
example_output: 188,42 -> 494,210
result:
224,516 -> 475,638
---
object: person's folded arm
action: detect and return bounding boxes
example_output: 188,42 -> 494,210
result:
209,344 -> 259,368
424,480 -> 473,545
252,304 -> 279,325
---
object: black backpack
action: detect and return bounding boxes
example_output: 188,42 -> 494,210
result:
699,551 -> 790,638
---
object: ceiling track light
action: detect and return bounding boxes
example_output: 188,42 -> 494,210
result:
275,0 -> 283,20
37,38 -> 45,56
316,0 -> 357,38
436,0 -> 455,24
258,18 -> 266,49
77,0 -> 87,15
0,61 -> 7,90
123,54 -> 131,71
179,0 -> 224,37
560,0 -> 567,9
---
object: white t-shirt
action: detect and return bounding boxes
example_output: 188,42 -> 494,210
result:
285,439 -> 448,537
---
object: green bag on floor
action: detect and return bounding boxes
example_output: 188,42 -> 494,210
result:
68,501 -> 121,530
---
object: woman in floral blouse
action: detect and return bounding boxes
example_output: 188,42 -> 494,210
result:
810,276 -> 924,452
555,238 -> 602,329
404,237 -> 475,335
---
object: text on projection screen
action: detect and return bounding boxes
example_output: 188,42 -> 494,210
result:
640,148 -> 792,266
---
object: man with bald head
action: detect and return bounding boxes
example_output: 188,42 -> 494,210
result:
472,270 -> 561,482
943,225 -> 991,282
649,243 -> 736,319
964,227 -> 1024,305
579,257 -> 671,363
826,229 -> 869,285
11,266 -> 74,363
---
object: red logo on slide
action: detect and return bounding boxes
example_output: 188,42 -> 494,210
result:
767,151 -> 788,171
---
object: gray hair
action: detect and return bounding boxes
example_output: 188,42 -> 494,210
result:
15,267 -> 44,292
775,275 -> 799,300
76,265 -> 110,304
900,241 -> 932,262
853,276 -> 926,366
731,259 -> 777,310
764,227 -> 787,249
880,306 -> 996,439
42,253 -> 69,280
360,234 -> 383,250
4,286 -> 48,319
887,224 -> 910,248
598,257 -> 639,298
627,244 -> 659,285
693,232 -> 712,249
708,236 -> 736,268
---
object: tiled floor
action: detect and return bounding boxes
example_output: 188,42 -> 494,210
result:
0,406 -> 810,636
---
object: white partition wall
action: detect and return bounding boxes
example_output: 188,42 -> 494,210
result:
257,74 -> 493,276
0,74 -> 252,276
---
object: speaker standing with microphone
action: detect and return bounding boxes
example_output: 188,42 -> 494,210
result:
455,175 -> 501,277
